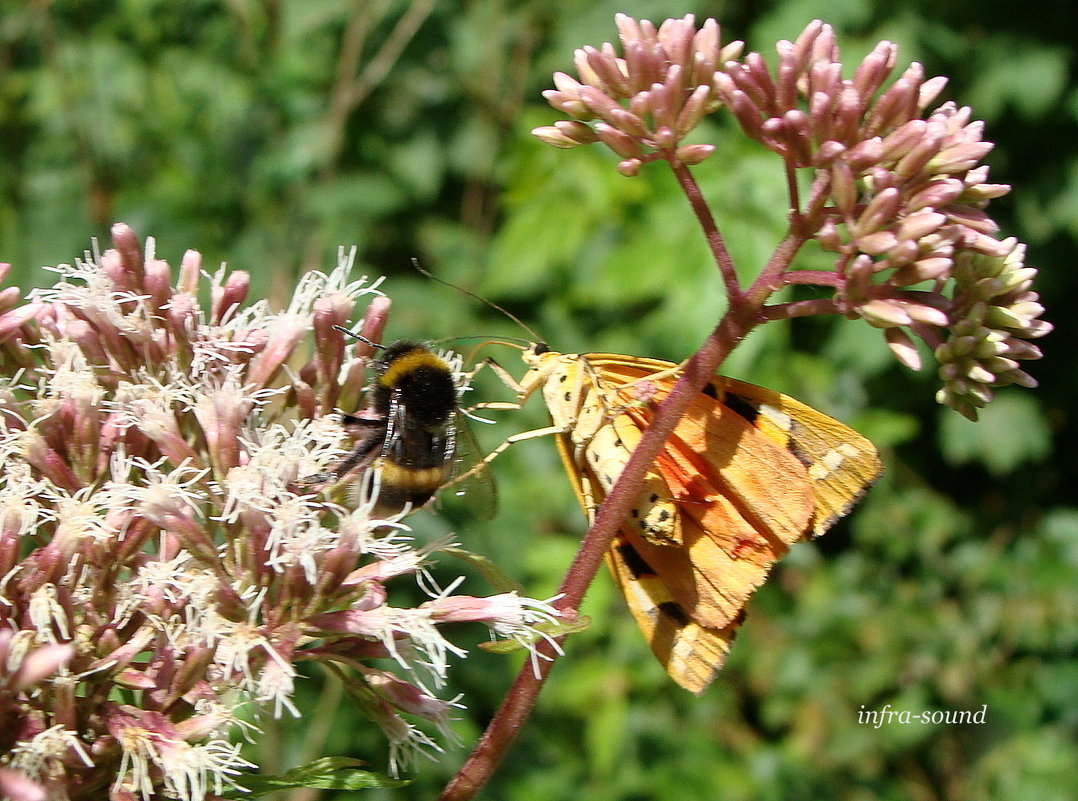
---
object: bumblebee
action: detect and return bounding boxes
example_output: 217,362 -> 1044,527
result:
332,338 -> 491,517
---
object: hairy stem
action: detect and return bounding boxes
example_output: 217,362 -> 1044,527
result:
781,270 -> 843,287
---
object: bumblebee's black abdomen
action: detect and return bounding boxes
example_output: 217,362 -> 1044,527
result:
384,424 -> 454,470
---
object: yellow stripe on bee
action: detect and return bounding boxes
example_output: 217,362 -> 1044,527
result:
378,349 -> 450,388
378,461 -> 452,489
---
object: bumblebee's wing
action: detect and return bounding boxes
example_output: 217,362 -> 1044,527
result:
439,413 -> 497,518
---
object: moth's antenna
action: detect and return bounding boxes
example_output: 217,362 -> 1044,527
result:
412,259 -> 543,343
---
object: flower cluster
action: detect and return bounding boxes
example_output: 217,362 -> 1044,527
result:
0,225 -> 559,799
533,15 -> 1050,419
533,14 -> 743,175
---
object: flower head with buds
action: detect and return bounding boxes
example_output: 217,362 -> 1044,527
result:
533,15 -> 1050,419
533,13 -> 744,174
0,224 -> 562,798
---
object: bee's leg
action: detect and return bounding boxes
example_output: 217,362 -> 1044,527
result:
465,400 -> 522,414
332,438 -> 384,480
331,415 -> 386,475
295,414 -> 387,493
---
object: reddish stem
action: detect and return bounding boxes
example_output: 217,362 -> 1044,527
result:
670,161 -> 740,299
440,159 -> 818,801
781,270 -> 843,287
763,297 -> 843,320
439,310 -> 756,801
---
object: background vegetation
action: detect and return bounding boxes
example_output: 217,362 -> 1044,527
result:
2,1 -> 1075,799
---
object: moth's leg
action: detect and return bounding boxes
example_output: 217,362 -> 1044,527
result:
442,424 -> 565,490
460,355 -> 541,416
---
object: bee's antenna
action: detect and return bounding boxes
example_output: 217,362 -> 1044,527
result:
412,260 -> 543,343
333,325 -> 384,351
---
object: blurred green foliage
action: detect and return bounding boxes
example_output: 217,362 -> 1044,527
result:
2,1 -> 1075,799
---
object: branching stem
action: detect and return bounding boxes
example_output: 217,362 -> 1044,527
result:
439,159 -> 828,801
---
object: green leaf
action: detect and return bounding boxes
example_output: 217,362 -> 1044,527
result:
441,545 -> 526,593
478,615 -> 592,655
968,40 -> 1069,119
222,757 -> 410,798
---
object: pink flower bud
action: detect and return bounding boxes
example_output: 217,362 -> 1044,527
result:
573,47 -> 605,89
791,19 -> 828,70
859,298 -> 912,327
854,187 -> 902,238
675,144 -> 715,165
675,84 -> 714,135
809,92 -> 836,144
918,74 -> 948,110
595,122 -> 644,158
693,18 -> 722,71
584,45 -> 631,97
904,302 -> 951,327
212,270 -> 250,324
0,304 -> 43,342
930,140 -> 994,174
0,769 -> 47,801
531,125 -> 579,149
726,89 -> 764,141
898,210 -> 947,242
853,41 -> 898,98
782,109 -> 813,165
12,642 -> 74,690
831,85 -> 866,146
886,327 -> 923,370
111,223 -> 146,291
555,120 -> 599,144
177,248 -> 202,294
774,40 -> 799,112
880,119 -> 928,161
744,52 -> 777,108
857,231 -> 899,255
614,12 -> 643,45
0,285 -> 21,314
844,137 -> 884,172
760,117 -> 790,157
908,178 -> 964,210
815,140 -> 846,167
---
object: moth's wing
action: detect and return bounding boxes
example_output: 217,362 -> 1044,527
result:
541,353 -> 881,694
715,378 -> 883,538
553,426 -> 737,694
605,534 -> 741,695
608,391 -> 814,632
